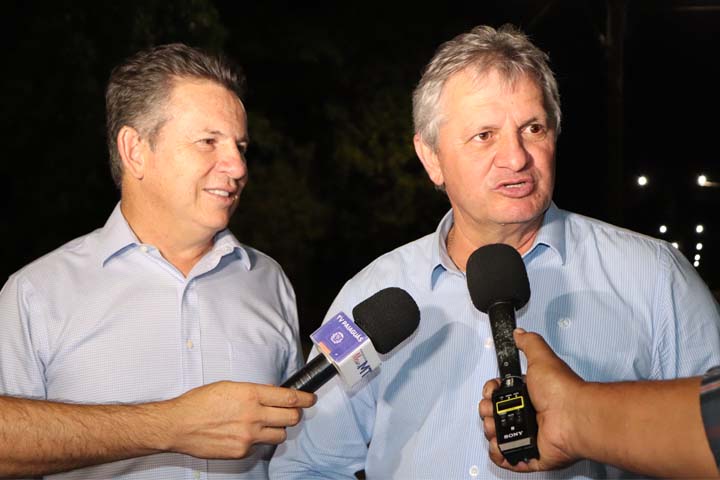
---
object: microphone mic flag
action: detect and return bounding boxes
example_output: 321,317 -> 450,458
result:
466,243 -> 538,466
282,287 -> 420,393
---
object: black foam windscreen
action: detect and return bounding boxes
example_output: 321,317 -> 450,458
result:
466,243 -> 530,313
352,287 -> 420,354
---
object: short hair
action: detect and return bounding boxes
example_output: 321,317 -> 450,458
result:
105,43 -> 246,188
412,24 -> 561,150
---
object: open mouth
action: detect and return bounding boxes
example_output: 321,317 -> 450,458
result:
204,189 -> 240,203
495,178 -> 534,197
206,189 -> 230,197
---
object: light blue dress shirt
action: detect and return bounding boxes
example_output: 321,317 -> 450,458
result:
269,203 -> 720,479
0,203 -> 303,480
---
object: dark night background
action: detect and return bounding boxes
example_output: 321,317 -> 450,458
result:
3,0 -> 719,338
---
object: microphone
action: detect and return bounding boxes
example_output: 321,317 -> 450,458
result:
466,243 -> 538,466
282,287 -> 420,393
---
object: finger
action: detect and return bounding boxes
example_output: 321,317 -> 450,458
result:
482,415 -> 496,441
513,329 -> 555,364
260,406 -> 304,428
257,385 -> 317,408
478,398 -> 494,419
255,426 -> 289,446
487,437 -> 507,467
482,378 -> 501,399
488,438 -> 530,473
514,330 -> 582,384
510,460 -> 532,473
525,458 -> 542,472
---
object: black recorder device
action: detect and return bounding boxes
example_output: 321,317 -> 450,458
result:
467,244 -> 539,466
487,301 -> 539,465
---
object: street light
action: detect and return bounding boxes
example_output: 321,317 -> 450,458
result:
697,174 -> 719,187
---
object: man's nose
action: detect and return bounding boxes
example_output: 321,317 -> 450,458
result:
493,132 -> 531,171
219,144 -> 248,180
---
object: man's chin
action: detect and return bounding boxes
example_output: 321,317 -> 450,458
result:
202,214 -> 232,235
491,206 -> 548,227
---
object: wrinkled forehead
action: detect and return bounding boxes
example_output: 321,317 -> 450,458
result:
436,65 -> 547,121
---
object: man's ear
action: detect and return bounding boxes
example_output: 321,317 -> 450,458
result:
117,126 -> 147,180
414,133 -> 444,187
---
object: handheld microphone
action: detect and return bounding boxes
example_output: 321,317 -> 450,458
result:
467,243 -> 539,466
282,287 -> 420,393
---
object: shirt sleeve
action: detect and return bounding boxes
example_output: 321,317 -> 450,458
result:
0,272 -> 48,399
701,366 -> 720,469
269,281 -> 374,479
654,245 -> 720,379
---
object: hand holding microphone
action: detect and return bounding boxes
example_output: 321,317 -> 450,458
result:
479,329 -> 583,472
162,288 -> 419,461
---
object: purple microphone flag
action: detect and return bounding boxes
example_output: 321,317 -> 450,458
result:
311,312 -> 369,362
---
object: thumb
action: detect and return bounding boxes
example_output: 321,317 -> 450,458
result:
513,329 -> 555,365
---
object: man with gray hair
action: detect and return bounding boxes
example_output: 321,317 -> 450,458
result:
0,43 -> 315,478
269,24 -> 720,478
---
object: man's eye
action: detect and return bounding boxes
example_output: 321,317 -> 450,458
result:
473,132 -> 492,142
200,138 -> 216,146
237,143 -> 248,154
525,124 -> 546,135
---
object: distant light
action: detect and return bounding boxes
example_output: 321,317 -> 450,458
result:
672,242 -> 679,249
695,254 -> 701,261
659,225 -> 668,234
696,224 -> 705,234
694,261 -> 700,268
637,175 -> 648,186
696,242 -> 704,251
698,174 -> 708,186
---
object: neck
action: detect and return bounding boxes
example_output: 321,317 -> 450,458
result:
447,214 -> 542,272
120,198 -> 215,277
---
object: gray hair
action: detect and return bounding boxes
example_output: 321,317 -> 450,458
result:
412,24 -> 561,150
105,43 -> 246,188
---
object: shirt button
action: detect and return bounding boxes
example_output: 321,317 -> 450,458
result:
186,340 -> 194,349
483,337 -> 494,349
558,318 -> 572,329
139,245 -> 148,253
469,465 -> 479,477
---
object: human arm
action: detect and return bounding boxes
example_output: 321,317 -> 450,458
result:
0,381 -> 315,478
479,329 -> 719,478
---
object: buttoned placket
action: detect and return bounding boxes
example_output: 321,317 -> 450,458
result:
181,276 -> 208,477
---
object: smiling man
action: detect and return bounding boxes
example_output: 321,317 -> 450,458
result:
0,44 -> 315,479
269,25 -> 720,479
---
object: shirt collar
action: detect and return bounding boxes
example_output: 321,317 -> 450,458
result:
528,202 -> 567,265
97,203 -> 141,266
97,202 -> 251,270
428,202 -> 567,290
429,209 -> 459,290
211,229 -> 252,270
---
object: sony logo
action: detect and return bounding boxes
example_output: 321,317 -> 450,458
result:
503,431 -> 524,439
